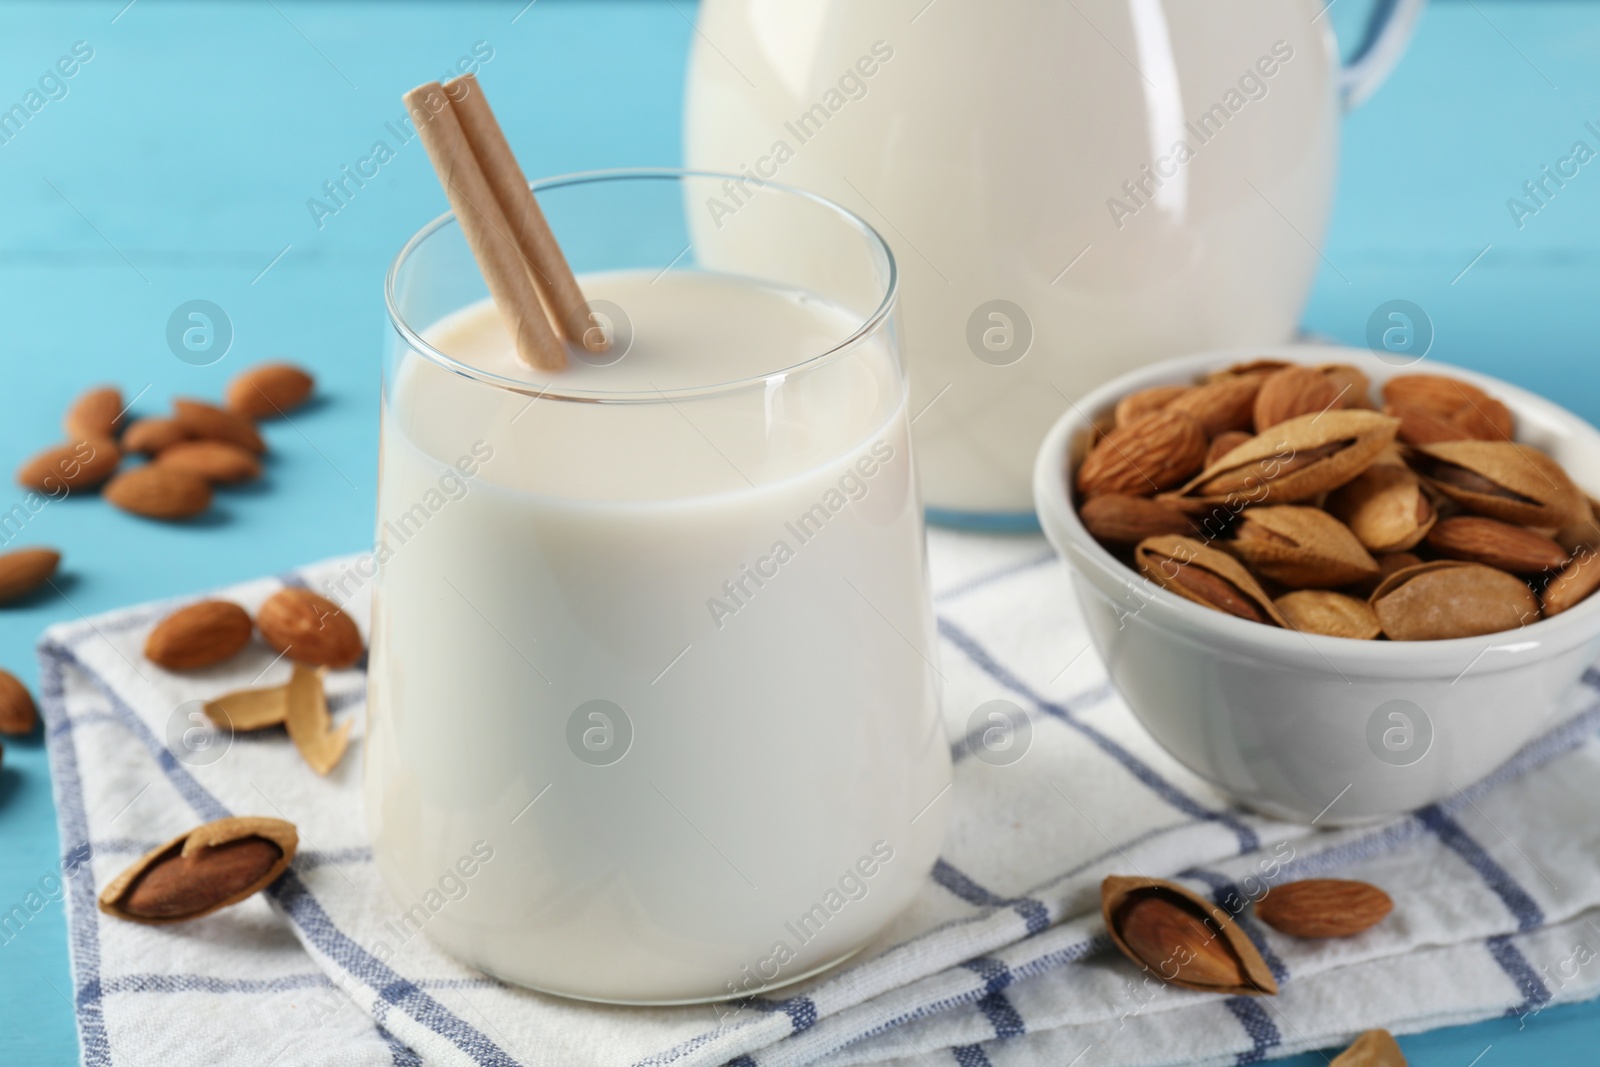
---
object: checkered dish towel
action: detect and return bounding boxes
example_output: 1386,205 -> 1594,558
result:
38,529 -> 1600,1067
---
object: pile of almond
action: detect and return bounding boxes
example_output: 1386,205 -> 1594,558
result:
14,362 -> 314,521
1073,361 -> 1600,640
144,587 -> 364,776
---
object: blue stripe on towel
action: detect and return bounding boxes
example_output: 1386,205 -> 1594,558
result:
41,637 -> 514,1067
1417,806 -> 1545,931
961,957 -> 1015,995
36,645 -> 113,1067
933,860 -> 1051,935
938,618 -> 1260,853
1489,934 -> 1554,1016
1488,934 -> 1554,1018
974,990 -> 1026,1040
950,1046 -> 993,1067
1225,996 -> 1281,1063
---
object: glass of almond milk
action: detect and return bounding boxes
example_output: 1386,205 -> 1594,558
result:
369,170 -> 952,1004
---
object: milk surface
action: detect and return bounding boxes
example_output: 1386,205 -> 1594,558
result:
366,270 -> 952,1002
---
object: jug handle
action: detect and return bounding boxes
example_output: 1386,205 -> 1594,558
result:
1339,0 -> 1426,110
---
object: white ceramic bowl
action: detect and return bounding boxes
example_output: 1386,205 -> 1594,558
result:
1034,345 -> 1600,824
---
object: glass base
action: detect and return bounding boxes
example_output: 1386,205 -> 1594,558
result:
925,507 -> 1041,534
469,942 -> 868,1007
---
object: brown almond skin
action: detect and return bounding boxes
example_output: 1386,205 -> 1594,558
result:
1454,396 -> 1514,441
173,398 -> 266,454
122,417 -> 191,455
256,588 -> 363,668
1206,431 -> 1253,469
227,362 -> 315,420
0,547 -> 61,604
1166,376 -> 1263,437
155,440 -> 262,485
1168,411 -> 1400,508
1080,495 -> 1194,546
1253,365 -> 1340,432
64,386 -> 124,441
1371,561 -> 1540,640
1102,876 -> 1277,996
0,669 -> 38,734
145,601 -> 254,671
1113,384 -> 1190,428
98,816 -> 298,925
1387,402 -> 1472,447
16,439 -> 121,493
1255,879 -> 1393,938
104,467 -> 212,521
1426,516 -> 1569,575
1275,590 -> 1382,640
1076,411 -> 1207,498
1383,373 -> 1497,417
1331,1029 -> 1405,1067
1543,549 -> 1600,617
1319,363 -> 1373,409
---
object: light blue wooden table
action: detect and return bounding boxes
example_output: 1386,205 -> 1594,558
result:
0,2 -> 1596,1063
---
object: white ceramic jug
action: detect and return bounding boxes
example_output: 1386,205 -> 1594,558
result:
685,0 -> 1422,525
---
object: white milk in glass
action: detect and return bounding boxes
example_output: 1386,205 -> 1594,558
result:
366,269 -> 951,1003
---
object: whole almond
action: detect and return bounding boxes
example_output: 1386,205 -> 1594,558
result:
226,362 -> 315,420
1079,495 -> 1195,546
1331,1029 -> 1405,1067
1383,373 -> 1497,417
1453,395 -> 1514,441
1254,366 -> 1340,431
155,440 -> 262,484
0,669 -> 38,734
1386,402 -> 1471,447
1319,363 -> 1373,409
1255,879 -> 1392,938
1076,411 -> 1207,498
105,466 -> 212,520
1275,590 -> 1382,639
1426,516 -> 1568,575
1166,376 -> 1263,436
1208,358 -> 1290,381
1229,506 -> 1379,589
1114,384 -> 1190,428
1542,548 -> 1600,617
0,547 -> 61,603
1206,431 -> 1253,469
173,398 -> 266,454
1371,561 -> 1540,640
98,816 -> 297,925
1102,876 -> 1278,996
257,588 -> 363,668
16,439 -> 121,493
145,600 -> 254,670
64,385 -> 124,440
122,417 -> 191,455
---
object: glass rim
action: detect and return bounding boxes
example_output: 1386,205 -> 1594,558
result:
383,167 -> 900,404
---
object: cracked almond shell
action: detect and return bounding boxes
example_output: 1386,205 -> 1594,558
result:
1406,440 -> 1586,528
1102,875 -> 1278,996
98,816 -> 297,925
1135,535 -> 1288,626
1370,560 -> 1540,641
1227,506 -> 1379,589
1163,410 -> 1399,509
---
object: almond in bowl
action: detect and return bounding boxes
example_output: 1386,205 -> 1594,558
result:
1033,347 -> 1600,824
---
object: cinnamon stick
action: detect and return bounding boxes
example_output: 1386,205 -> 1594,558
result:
447,73 -> 605,353
403,81 -> 567,371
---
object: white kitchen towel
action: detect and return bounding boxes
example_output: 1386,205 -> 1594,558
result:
37,529 -> 1600,1067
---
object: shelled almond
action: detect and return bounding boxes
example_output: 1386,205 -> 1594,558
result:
1070,362 -> 1600,638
